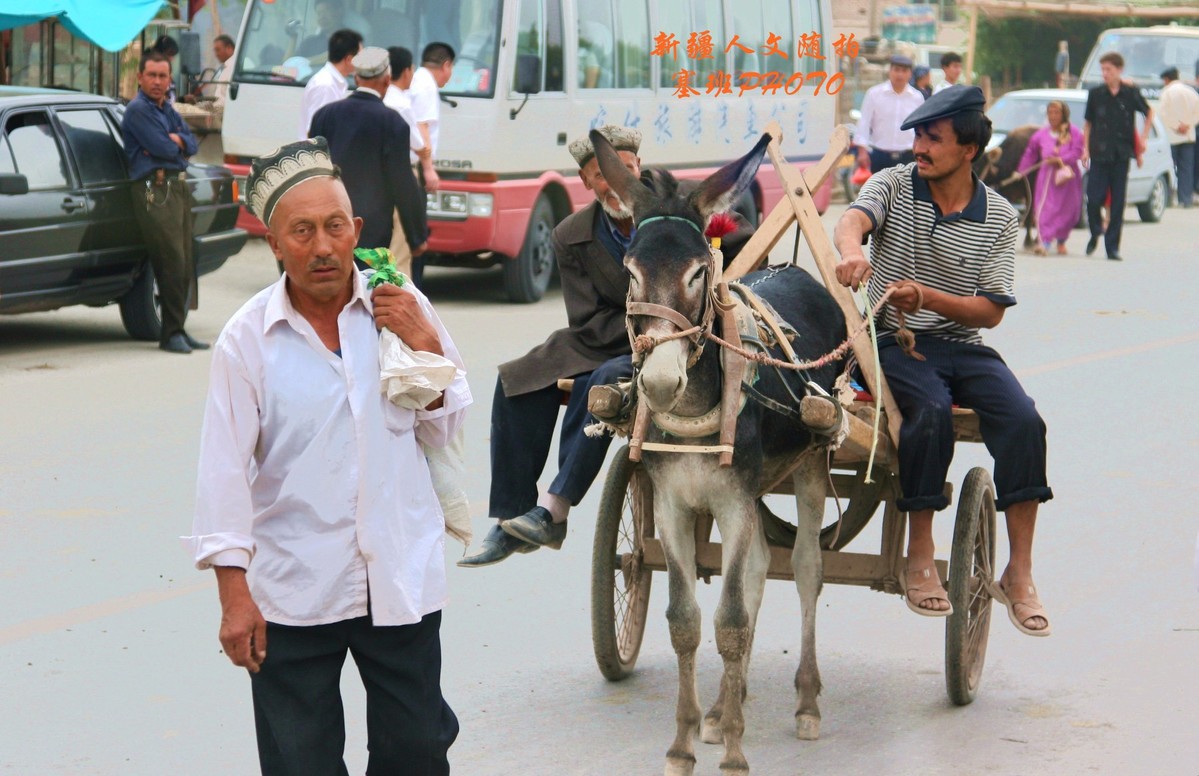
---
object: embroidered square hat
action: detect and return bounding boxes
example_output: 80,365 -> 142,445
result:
246,137 -> 339,227
569,124 -> 642,168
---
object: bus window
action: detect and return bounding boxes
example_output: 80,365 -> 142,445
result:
730,0 -> 765,78
761,0 -> 794,75
576,0 -> 647,89
792,0 -> 824,75
514,0 -> 565,92
656,0 -> 724,89
614,0 -> 650,89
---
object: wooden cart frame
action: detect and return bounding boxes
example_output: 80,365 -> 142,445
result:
588,123 -> 998,705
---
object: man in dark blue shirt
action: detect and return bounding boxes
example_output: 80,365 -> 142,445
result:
121,50 -> 206,353
1082,51 -> 1152,262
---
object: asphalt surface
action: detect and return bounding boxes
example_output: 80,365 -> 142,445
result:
2,202 -> 1197,775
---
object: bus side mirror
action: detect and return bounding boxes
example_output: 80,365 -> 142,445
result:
510,54 -> 542,119
179,31 -> 202,76
515,54 -> 542,95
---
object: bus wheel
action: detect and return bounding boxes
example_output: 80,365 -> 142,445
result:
504,195 -> 555,303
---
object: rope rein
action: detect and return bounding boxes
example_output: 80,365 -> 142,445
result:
631,281 -> 926,371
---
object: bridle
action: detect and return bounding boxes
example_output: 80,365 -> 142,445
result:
624,215 -> 720,369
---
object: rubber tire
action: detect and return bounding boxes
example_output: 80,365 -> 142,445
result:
1137,175 -> 1168,223
591,445 -> 654,681
504,194 -> 555,303
118,264 -> 162,342
944,466 -> 997,706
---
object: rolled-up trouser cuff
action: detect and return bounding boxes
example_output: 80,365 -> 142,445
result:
896,494 -> 951,513
995,486 -> 1054,512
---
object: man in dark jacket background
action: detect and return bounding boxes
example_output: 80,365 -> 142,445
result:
308,47 -> 427,258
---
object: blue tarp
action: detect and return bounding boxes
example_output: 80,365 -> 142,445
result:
0,0 -> 165,53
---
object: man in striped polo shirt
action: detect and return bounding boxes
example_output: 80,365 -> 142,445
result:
834,85 -> 1053,637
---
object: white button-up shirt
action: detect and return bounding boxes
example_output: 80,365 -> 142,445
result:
408,66 -> 441,157
184,272 -> 471,627
856,81 -> 926,153
1159,79 -> 1199,144
384,83 -> 426,165
299,61 -> 348,139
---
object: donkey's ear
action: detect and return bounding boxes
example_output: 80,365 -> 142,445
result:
591,129 -> 652,217
688,132 -> 771,220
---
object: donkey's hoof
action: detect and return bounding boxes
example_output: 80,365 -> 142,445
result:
719,756 -> 749,773
796,714 -> 821,741
701,716 -> 723,744
665,754 -> 696,776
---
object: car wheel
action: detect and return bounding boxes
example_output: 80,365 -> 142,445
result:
503,194 -> 555,304
1137,175 -> 1168,223
118,264 -> 162,341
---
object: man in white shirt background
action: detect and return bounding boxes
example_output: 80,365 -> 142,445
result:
385,46 -> 433,279
855,55 -> 925,173
408,42 -> 456,193
934,51 -> 963,94
297,28 -> 362,140
1159,66 -> 1199,208
208,34 -> 235,109
186,136 -> 469,774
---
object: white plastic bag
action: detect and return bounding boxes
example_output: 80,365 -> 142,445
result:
378,329 -> 472,547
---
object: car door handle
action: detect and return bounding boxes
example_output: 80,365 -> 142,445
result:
60,197 -> 86,213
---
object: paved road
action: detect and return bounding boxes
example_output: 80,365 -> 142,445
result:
2,204 -> 1197,775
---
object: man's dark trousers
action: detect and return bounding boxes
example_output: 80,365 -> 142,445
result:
489,355 -> 633,517
250,611 -> 458,776
877,336 -> 1052,513
869,148 -> 915,174
1171,142 -> 1195,206
1086,158 -> 1130,257
130,175 -> 194,343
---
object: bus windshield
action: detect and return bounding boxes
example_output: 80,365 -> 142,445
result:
1081,31 -> 1199,85
233,0 -> 502,97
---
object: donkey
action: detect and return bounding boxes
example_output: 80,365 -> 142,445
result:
592,130 -> 847,775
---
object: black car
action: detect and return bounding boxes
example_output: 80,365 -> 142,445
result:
0,87 -> 246,340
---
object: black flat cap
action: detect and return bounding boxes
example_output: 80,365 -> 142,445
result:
900,83 -> 986,130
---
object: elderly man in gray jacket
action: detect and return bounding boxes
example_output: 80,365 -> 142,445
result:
459,125 -> 642,567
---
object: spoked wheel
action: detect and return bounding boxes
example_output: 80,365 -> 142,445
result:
945,466 -> 997,705
591,445 -> 654,681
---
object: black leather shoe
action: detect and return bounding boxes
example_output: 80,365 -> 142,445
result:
183,331 -> 210,350
456,524 -> 538,568
1085,234 -> 1100,256
501,506 -> 567,549
1107,254 -> 1123,261
160,333 -> 192,354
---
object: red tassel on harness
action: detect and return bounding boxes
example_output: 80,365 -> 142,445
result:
705,212 -> 738,240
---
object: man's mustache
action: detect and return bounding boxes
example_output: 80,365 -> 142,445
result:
307,257 -> 339,271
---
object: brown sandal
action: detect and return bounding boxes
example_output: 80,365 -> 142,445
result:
992,581 -> 1052,637
902,565 -> 953,617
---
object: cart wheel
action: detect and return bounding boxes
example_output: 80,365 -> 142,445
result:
591,445 -> 654,681
944,466 -> 997,706
820,463 -> 886,551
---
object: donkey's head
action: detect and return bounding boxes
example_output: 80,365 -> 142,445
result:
592,129 -> 769,413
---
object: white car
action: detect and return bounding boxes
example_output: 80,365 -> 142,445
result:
985,88 -> 1175,223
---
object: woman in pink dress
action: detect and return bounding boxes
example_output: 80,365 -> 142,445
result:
1017,100 -> 1085,255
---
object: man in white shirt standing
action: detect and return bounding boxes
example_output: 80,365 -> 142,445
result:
185,137 -> 470,775
385,46 -> 433,279
934,51 -> 963,94
856,55 -> 925,173
1159,66 -> 1199,208
297,28 -> 362,139
208,34 -> 235,108
408,42 -> 456,193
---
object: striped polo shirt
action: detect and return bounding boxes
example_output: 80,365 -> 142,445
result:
849,163 -> 1019,345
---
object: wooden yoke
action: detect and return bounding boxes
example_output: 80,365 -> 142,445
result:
727,121 -> 904,449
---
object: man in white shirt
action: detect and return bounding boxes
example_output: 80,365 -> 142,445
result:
384,46 -> 433,278
297,28 -> 362,139
1159,66 -> 1199,208
933,51 -> 962,93
855,55 -> 925,173
208,34 -> 235,108
186,137 -> 469,774
408,42 -> 456,192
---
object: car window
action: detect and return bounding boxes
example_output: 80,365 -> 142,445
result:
0,133 -> 15,174
57,109 -> 128,184
4,111 -> 69,190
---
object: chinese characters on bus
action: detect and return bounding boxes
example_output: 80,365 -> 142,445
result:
651,31 -> 858,98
